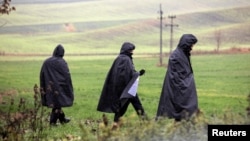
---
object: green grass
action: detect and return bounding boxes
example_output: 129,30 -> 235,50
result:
0,53 -> 250,139
1,53 -> 249,116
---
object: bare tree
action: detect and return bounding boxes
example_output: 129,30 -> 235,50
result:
1,0 -> 15,15
0,0 -> 15,27
214,29 -> 222,52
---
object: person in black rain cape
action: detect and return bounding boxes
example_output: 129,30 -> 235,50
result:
40,44 -> 74,125
156,34 -> 199,121
97,42 -> 147,129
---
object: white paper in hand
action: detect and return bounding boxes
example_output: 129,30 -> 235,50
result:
128,77 -> 139,96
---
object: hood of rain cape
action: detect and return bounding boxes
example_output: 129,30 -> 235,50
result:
40,44 -> 74,108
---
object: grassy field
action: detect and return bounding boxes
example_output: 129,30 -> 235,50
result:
0,54 -> 250,118
0,53 -> 250,140
0,0 -> 250,140
0,53 -> 249,116
1,0 -> 250,55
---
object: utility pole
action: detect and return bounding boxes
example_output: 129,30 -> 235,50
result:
166,15 -> 178,54
158,4 -> 164,66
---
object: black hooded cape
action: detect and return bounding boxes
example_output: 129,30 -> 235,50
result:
40,44 -> 74,108
156,34 -> 198,120
97,42 -> 140,113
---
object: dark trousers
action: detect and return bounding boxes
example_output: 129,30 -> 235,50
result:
114,95 -> 145,122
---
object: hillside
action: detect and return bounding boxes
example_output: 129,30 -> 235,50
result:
5,0 -> 250,25
0,0 -> 250,54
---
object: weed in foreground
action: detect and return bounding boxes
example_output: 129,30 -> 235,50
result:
0,88 -> 249,141
0,84 -> 49,141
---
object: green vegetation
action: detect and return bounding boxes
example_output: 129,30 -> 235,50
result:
0,53 -> 249,140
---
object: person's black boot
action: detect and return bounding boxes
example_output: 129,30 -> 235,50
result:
58,112 -> 70,124
137,109 -> 149,121
49,110 -> 59,126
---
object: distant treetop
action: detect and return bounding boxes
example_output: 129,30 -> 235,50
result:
0,0 -> 16,15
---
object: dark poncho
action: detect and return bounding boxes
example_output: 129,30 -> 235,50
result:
97,42 -> 139,113
156,34 -> 198,120
40,44 -> 74,108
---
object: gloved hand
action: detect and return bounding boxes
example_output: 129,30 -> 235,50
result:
139,69 -> 145,76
